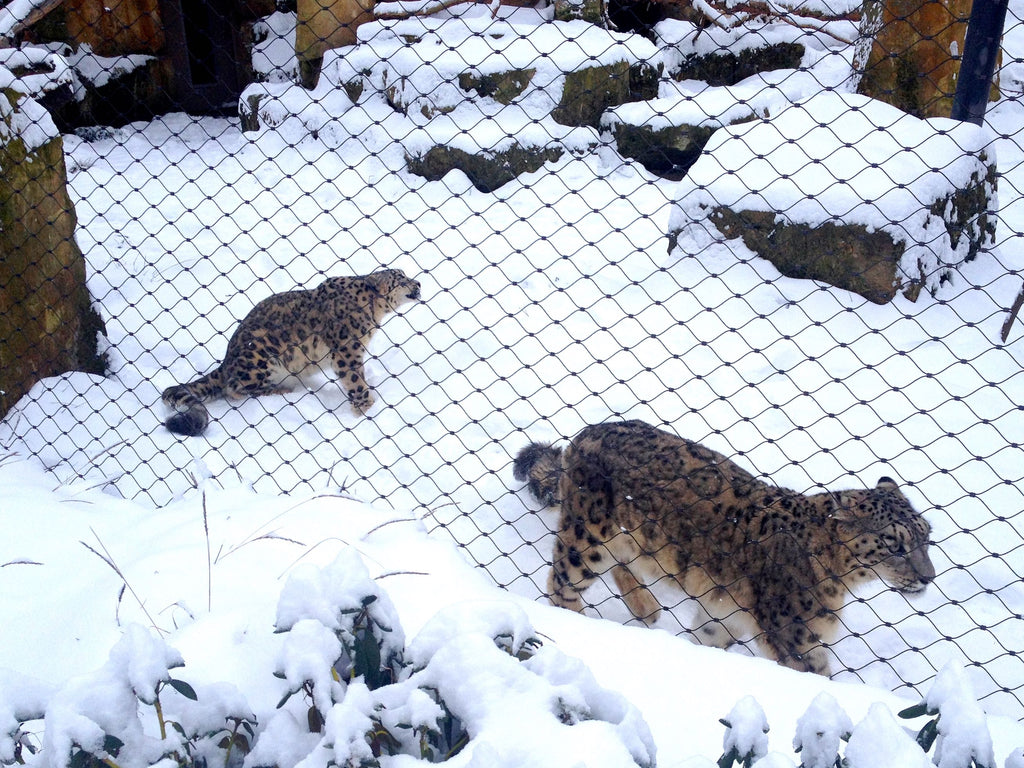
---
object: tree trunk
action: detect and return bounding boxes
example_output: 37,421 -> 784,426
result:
296,0 -> 375,87
857,0 -> 997,118
0,88 -> 104,421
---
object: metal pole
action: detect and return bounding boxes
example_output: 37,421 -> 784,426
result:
951,0 -> 1011,124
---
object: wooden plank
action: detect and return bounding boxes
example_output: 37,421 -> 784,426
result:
2,0 -> 69,41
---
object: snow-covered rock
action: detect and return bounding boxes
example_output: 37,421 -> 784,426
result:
667,91 -> 997,302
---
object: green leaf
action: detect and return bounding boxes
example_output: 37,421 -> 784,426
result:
102,735 -> 124,756
916,718 -> 940,752
168,678 -> 198,701
355,627 -> 383,689
308,705 -> 324,734
898,702 -> 932,719
276,689 -> 295,709
717,746 -> 739,768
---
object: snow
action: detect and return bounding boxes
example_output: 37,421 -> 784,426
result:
0,82 -> 57,147
792,692 -> 852,768
2,1 -> 1024,765
843,703 -> 933,768
0,0 -> 47,38
251,11 -> 299,84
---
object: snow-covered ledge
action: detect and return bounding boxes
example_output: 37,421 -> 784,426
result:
667,92 -> 998,303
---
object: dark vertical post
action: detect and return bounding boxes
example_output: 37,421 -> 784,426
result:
951,0 -> 1010,124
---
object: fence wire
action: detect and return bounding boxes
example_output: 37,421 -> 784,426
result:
1,0 -> 1023,720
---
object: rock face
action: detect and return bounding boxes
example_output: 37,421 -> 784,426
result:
0,88 -> 104,420
672,41 -> 804,86
406,144 -> 568,192
707,210 -> 914,303
607,119 -> 717,178
668,92 -> 997,303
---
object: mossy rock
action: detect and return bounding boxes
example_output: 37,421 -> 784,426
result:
673,42 -> 804,86
553,61 -> 631,128
554,0 -> 608,25
707,208 -> 913,303
458,69 -> 536,104
609,121 -> 716,179
406,144 -> 566,192
45,57 -> 175,131
629,61 -> 662,102
928,159 -> 998,262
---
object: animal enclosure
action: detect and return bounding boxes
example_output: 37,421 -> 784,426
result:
2,0 -> 1024,720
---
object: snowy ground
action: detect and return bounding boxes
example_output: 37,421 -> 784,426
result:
2,1 -> 1024,762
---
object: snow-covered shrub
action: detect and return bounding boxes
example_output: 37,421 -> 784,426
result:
273,548 -> 406,733
718,696 -> 769,768
711,663 -> 1019,768
270,551 -> 656,767
792,693 -> 851,768
0,671 -> 51,765
898,663 -> 996,768
846,703 -> 932,768
40,625 -> 197,768
0,627 -> 254,768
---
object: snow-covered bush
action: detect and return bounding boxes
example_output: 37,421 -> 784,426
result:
3,548 -> 1019,768
0,547 -> 654,768
718,697 -> 770,768
266,549 -> 656,767
897,663 -> 997,768
792,693 -> 851,768
707,664 -> 1019,768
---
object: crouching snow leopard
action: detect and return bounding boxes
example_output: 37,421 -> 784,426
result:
162,268 -> 421,436
513,419 -> 935,675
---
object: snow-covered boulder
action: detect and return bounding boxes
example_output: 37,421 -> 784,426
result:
330,14 -> 661,127
605,17 -> 858,178
603,66 -> 848,177
667,91 -> 997,303
655,16 -> 856,85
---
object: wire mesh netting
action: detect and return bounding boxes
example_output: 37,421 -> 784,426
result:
1,0 -> 1023,719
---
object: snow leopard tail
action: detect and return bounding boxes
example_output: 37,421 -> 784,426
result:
512,441 -> 564,507
161,368 -> 225,437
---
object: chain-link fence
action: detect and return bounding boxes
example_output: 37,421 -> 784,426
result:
1,0 -> 1023,720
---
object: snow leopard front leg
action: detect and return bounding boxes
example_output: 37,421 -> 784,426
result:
333,347 -> 374,414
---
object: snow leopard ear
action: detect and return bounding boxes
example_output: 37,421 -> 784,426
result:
833,477 -> 904,520
877,476 -> 899,491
